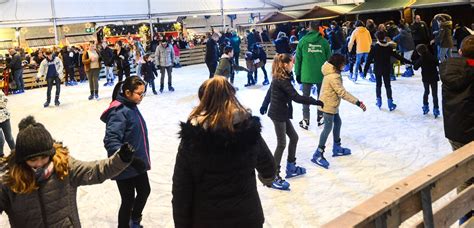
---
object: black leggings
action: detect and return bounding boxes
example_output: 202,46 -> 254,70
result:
375,71 -> 392,99
206,62 -> 217,78
118,67 -> 131,82
116,173 -> 151,228
423,81 -> 439,108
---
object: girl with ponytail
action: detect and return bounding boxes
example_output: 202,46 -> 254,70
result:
260,53 -> 324,190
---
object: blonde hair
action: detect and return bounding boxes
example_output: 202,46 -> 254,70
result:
272,53 -> 293,80
189,76 -> 249,132
2,142 -> 70,194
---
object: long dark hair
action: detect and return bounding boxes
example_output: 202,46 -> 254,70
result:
112,76 -> 145,101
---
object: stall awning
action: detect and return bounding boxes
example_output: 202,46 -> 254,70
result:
66,35 -> 95,44
323,4 -> 358,14
26,38 -> 56,47
259,10 -> 307,24
0,41 -> 14,50
295,5 -> 344,22
349,0 -> 413,14
410,0 -> 470,8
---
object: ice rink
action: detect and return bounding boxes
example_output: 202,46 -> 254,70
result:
1,62 -> 455,227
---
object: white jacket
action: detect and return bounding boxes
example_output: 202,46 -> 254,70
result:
0,91 -> 10,123
37,57 -> 64,79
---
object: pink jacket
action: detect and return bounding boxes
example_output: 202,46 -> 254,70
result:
173,44 -> 180,57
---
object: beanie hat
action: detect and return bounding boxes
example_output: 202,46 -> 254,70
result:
15,116 -> 55,163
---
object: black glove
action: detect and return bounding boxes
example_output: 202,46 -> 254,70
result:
355,101 -> 367,111
260,106 -> 268,115
118,143 -> 134,163
311,98 -> 324,108
296,74 -> 301,84
130,157 -> 147,174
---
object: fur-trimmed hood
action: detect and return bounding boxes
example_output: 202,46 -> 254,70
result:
178,116 -> 262,154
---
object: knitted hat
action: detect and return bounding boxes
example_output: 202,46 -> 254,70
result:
15,116 -> 55,163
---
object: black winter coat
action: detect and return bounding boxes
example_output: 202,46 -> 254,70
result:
114,48 -> 130,70
365,42 -> 409,76
205,39 -> 219,64
411,21 -> 431,44
172,117 -> 276,228
440,57 -> 474,144
62,50 -> 76,68
101,47 -> 115,67
413,53 -> 439,83
141,61 -> 158,81
262,73 -> 318,122
274,37 -> 291,54
328,26 -> 344,50
7,53 -> 22,70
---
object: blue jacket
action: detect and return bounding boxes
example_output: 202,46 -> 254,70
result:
101,94 -> 151,180
393,29 -> 415,52
230,34 -> 241,53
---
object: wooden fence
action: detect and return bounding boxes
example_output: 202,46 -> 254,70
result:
324,142 -> 474,228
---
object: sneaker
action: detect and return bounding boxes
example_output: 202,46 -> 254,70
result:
311,148 -> 330,169
285,162 -> 306,178
270,176 -> 290,191
299,119 -> 309,130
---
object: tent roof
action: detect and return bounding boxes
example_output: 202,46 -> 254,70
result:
410,0 -> 470,8
259,11 -> 307,23
349,0 -> 413,14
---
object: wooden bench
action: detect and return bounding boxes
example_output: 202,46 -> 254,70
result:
324,142 -> 474,228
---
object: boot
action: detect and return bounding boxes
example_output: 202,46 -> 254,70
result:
44,97 -> 51,108
311,147 -> 330,169
388,99 -> 397,111
332,141 -> 351,157
130,217 -> 143,228
390,74 -> 397,81
433,108 -> 440,118
103,79 -> 110,86
270,175 -> 290,191
369,74 -> 376,82
54,95 -> 60,106
262,77 -> 269,86
402,66 -> 414,77
422,105 -> 429,115
285,162 -> 306,178
88,91 -> 94,100
168,85 -> 175,92
299,119 -> 309,130
376,98 -> 382,109
94,90 -> 99,100
159,84 -> 164,93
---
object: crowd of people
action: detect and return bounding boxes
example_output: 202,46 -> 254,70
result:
0,12 -> 472,227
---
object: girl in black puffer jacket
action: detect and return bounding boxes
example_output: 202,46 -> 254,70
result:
260,53 -> 323,191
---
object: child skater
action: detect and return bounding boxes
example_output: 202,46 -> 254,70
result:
413,44 -> 440,118
0,116 -> 141,227
312,54 -> 366,169
215,46 -> 248,88
101,76 -> 151,228
141,54 -> 158,95
260,53 -> 324,190
244,51 -> 256,86
364,31 -> 411,111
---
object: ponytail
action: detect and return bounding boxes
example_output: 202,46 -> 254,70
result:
111,76 -> 146,101
112,81 -> 124,101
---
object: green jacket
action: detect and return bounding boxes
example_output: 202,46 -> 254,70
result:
295,30 -> 331,84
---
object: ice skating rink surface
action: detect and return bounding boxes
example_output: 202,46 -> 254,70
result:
1,62 -> 457,227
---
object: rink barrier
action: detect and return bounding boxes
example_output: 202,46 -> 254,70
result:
324,142 -> 474,228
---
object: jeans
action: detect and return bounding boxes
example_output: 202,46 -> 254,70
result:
88,68 -> 100,94
375,70 -> 392,99
318,113 -> 341,148
439,47 -> 451,62
105,66 -> 114,81
423,81 -> 439,108
234,52 -> 240,66
206,61 -> 217,78
65,67 -> 75,83
46,76 -> 61,101
272,119 -> 298,172
136,63 -> 142,76
116,173 -> 151,228
355,53 -> 369,76
403,50 -> 414,68
160,66 -> 173,87
13,68 -> 24,91
0,119 -> 15,156
302,83 -> 322,122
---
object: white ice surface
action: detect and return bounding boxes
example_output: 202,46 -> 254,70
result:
0,62 -> 456,227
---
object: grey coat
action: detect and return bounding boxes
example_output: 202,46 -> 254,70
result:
0,152 -> 129,228
155,44 -> 175,67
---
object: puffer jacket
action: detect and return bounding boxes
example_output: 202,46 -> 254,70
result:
37,56 -> 64,79
0,91 -> 10,123
0,152 -> 129,228
319,62 -> 358,114
348,26 -> 372,54
437,21 -> 454,48
155,44 -> 175,67
101,94 -> 151,180
172,115 -> 276,228
440,57 -> 474,144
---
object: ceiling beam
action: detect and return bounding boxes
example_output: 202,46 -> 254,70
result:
260,0 -> 284,10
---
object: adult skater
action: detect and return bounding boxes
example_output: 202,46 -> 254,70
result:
205,33 -> 220,78
364,31 -> 411,111
440,35 -> 474,225
82,42 -> 101,100
0,116 -> 139,227
0,90 -> 15,157
114,41 -> 131,82
295,21 -> 331,130
102,76 -> 151,228
100,41 -> 115,86
260,53 -> 324,190
312,54 -> 366,169
155,39 -> 176,92
37,50 -> 64,107
172,76 -> 276,227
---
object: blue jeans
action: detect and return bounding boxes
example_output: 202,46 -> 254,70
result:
355,53 -> 369,76
105,66 -> 114,81
0,119 -> 15,156
318,113 -> 341,148
439,47 -> 451,62
13,68 -> 24,91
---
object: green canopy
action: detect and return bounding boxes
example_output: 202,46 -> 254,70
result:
411,0 -> 470,8
349,0 -> 413,14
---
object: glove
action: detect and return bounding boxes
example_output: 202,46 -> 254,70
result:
130,157 -> 147,174
296,74 -> 301,84
260,106 -> 268,115
311,98 -> 324,108
118,143 -> 134,163
356,101 -> 367,111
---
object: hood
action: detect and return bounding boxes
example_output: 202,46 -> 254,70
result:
321,61 -> 338,76
377,41 -> 391,47
221,53 -> 231,59
100,94 -> 136,122
354,26 -> 370,36
304,30 -> 323,42
441,20 -> 452,29
277,32 -> 287,39
179,116 -> 262,154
